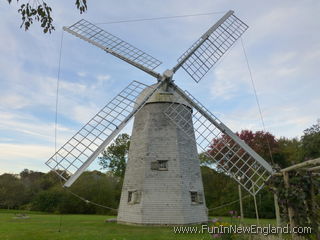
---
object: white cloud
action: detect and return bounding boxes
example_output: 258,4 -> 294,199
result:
269,51 -> 297,66
72,104 -> 100,124
92,74 -> 112,89
0,143 -> 54,174
0,143 -> 53,160
0,111 -> 74,144
77,71 -> 87,77
59,79 -> 88,94
0,94 -> 31,109
210,77 -> 239,100
96,74 -> 111,82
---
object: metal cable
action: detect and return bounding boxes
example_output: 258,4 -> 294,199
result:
208,195 -> 251,211
240,37 -> 275,165
94,11 -> 226,25
55,30 -> 64,233
53,29 -> 118,216
63,187 -> 118,211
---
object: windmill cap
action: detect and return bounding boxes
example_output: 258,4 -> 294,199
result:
135,83 -> 191,108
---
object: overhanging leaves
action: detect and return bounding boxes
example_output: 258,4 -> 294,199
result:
7,0 -> 88,33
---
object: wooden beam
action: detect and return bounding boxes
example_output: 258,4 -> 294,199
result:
273,172 -> 320,176
307,165 -> 320,171
280,158 -> 320,172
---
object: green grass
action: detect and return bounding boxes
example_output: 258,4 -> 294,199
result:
0,210 -> 276,240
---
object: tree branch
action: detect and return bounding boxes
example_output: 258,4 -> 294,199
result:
7,0 -> 88,33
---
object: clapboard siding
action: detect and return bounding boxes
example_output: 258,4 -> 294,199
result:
117,89 -> 207,225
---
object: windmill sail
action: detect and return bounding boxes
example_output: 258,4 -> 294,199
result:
165,86 -> 273,195
173,10 -> 248,83
46,81 -> 163,187
63,19 -> 162,79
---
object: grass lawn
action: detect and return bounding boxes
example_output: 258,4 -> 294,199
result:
0,209 -> 276,240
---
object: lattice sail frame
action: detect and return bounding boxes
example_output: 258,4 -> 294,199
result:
164,90 -> 273,195
52,11 -> 266,192
63,19 -> 162,78
46,81 -> 160,187
175,11 -> 248,83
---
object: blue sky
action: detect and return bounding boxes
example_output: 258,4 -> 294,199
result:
0,0 -> 319,174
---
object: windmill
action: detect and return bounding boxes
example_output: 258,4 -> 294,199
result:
46,10 -> 274,225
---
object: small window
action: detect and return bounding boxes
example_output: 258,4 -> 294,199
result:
158,160 -> 168,170
128,191 -> 133,203
190,191 -> 198,203
190,191 -> 204,204
151,160 -> 168,171
128,190 -> 141,204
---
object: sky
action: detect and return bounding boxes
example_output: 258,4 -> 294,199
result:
0,0 -> 319,174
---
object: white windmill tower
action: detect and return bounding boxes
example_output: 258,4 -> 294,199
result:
46,10 -> 274,225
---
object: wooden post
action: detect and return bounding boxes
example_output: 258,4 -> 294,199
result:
252,186 -> 260,225
253,194 -> 260,225
273,192 -> 282,238
310,175 -> 320,239
238,184 -> 244,224
283,171 -> 295,229
273,193 -> 281,227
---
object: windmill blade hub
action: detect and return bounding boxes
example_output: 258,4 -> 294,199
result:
163,69 -> 174,79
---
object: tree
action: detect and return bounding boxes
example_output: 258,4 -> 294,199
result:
301,120 -> 320,160
31,189 -> 63,212
277,137 -> 303,167
199,130 -> 281,219
207,130 -> 288,168
202,129 -> 290,204
201,166 -> 238,215
237,130 -> 279,164
66,171 -> 119,214
99,133 -> 130,178
0,173 -> 28,209
6,0 -> 87,33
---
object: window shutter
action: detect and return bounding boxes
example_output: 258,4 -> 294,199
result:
133,191 -> 141,204
197,192 -> 204,204
151,161 -> 159,170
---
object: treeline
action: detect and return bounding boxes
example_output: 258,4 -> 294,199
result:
0,167 -> 274,218
0,170 -> 121,215
0,121 -> 319,217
